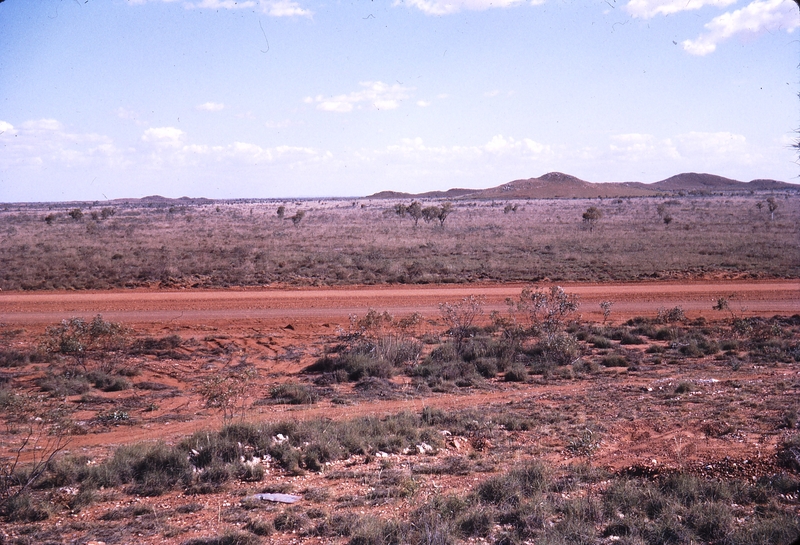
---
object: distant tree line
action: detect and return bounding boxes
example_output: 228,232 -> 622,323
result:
394,201 -> 453,228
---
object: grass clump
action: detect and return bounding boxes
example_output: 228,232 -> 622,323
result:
269,383 -> 317,405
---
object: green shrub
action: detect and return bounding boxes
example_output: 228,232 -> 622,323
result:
589,336 -> 612,349
674,381 -> 694,394
457,507 -> 494,537
244,518 -> 273,536
601,355 -> 628,368
504,364 -> 528,382
270,383 -> 317,404
2,492 -> 51,522
36,373 -> 91,396
87,370 -> 131,392
620,333 -> 645,345
777,433 -> 800,471
182,531 -> 261,545
273,508 -> 309,532
93,441 -> 192,496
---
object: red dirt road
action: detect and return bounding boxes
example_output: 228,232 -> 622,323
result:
0,280 -> 797,326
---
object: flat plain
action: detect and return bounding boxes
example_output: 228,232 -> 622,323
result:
0,193 -> 798,545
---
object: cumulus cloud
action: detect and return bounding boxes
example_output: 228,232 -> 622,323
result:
396,0 -> 543,16
384,135 -> 551,162
128,0 -> 311,16
625,0 -> 736,18
21,119 -> 63,131
682,0 -> 799,55
196,102 -> 225,112
142,126 -> 186,146
417,100 -> 431,107
187,0 -> 311,16
173,141 -> 326,169
673,131 -> 748,155
0,121 -> 16,134
485,135 -> 552,155
603,131 -> 753,167
307,81 -> 414,113
0,118 -> 126,171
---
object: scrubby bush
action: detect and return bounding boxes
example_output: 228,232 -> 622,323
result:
270,383 -> 317,405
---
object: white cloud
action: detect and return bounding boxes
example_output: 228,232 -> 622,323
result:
21,119 -> 63,131
383,135 -> 551,162
673,131 -> 748,155
309,81 -> 415,113
142,126 -> 186,146
196,101 -> 225,111
625,0 -> 736,18
128,0 -> 311,16
416,100 -> 431,107
607,132 -> 680,161
485,134 -> 520,153
176,141 -> 322,166
395,0 -> 542,16
0,121 -> 16,134
0,118 -> 127,171
265,0 -> 311,16
682,0 -> 799,55
187,0 -> 311,16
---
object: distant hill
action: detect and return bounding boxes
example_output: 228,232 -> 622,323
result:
650,173 -> 798,193
367,172 -> 796,200
473,172 -> 659,199
110,195 -> 214,206
367,188 -> 478,199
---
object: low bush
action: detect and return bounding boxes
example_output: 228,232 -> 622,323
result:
87,370 -> 131,392
777,433 -> 800,471
620,333 -> 645,345
270,383 -> 317,405
503,365 -> 528,382
589,336 -> 612,349
601,355 -> 628,368
36,373 -> 91,396
182,531 -> 261,545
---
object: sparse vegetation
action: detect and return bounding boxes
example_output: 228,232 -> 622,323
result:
2,194 -> 796,290
582,205 -> 602,232
0,193 -> 799,543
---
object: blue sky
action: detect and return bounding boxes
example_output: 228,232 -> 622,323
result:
0,0 -> 798,201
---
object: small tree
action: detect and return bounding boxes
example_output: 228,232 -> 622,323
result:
41,315 -> 127,373
277,205 -> 286,219
394,203 -> 407,218
582,206 -> 602,232
0,399 -> 71,516
766,196 -> 778,220
599,301 -> 613,323
437,202 -> 453,227
421,205 -> 439,224
663,214 -> 673,227
439,295 -> 484,355
513,286 -> 579,342
68,208 -> 83,221
290,210 -> 305,226
198,366 -> 256,424
407,201 -> 423,227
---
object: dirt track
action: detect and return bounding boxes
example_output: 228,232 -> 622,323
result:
0,280 -> 797,326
